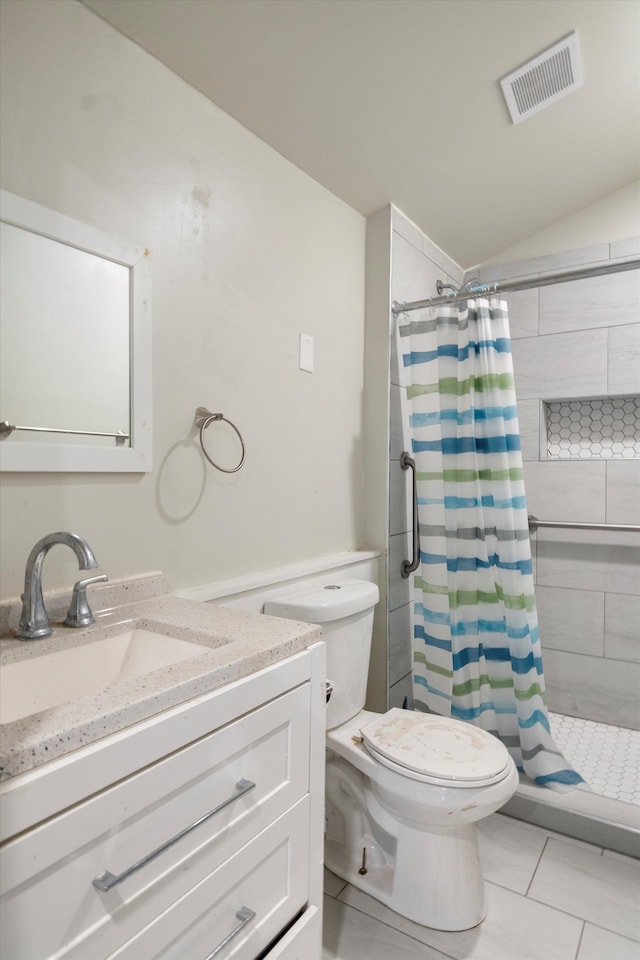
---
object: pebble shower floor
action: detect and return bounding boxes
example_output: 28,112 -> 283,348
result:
549,711 -> 640,805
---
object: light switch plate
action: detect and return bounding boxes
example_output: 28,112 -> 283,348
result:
299,333 -> 314,372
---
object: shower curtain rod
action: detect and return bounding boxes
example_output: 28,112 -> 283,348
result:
391,256 -> 640,315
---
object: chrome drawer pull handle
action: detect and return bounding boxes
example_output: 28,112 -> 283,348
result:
204,907 -> 256,959
92,779 -> 256,892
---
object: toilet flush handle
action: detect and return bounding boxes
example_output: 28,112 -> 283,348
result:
325,680 -> 334,704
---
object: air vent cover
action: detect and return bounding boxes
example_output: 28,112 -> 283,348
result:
500,32 -> 583,124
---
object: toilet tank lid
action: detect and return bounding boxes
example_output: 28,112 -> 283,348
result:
264,579 -> 379,623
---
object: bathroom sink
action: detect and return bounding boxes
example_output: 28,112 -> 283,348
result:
0,628 -> 206,725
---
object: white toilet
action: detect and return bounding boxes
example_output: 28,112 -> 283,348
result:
264,579 -> 519,931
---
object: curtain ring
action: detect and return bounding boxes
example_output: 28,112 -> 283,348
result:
194,407 -> 245,474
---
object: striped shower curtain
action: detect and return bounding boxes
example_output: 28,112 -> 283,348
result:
401,297 -> 583,791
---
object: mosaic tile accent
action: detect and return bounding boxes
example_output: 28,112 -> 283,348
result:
544,396 -> 640,459
549,711 -> 640,805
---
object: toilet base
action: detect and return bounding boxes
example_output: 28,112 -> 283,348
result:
324,715 -> 519,931
325,812 -> 486,932
324,748 -> 502,931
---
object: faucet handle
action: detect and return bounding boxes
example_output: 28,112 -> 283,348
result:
64,574 -> 109,628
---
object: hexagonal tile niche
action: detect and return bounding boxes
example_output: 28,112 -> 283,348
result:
544,396 -> 640,459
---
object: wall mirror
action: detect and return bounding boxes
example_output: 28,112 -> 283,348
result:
0,189 -> 152,472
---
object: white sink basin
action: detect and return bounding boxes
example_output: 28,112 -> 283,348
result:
0,628 -> 206,725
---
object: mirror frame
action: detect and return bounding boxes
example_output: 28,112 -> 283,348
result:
0,189 -> 152,472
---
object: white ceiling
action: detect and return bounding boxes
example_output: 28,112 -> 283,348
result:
83,0 -> 640,268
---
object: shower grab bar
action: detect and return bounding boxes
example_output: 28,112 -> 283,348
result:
401,452 -> 420,578
528,515 -> 640,534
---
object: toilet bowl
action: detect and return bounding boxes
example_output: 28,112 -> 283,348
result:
325,708 -> 518,930
264,580 -> 518,931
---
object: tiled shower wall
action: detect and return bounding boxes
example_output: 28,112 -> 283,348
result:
476,239 -> 640,730
388,218 -> 639,728
387,210 -> 463,709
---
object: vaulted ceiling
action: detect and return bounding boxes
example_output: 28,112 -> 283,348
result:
83,0 -> 640,268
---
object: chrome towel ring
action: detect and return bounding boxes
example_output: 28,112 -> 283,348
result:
194,406 -> 246,474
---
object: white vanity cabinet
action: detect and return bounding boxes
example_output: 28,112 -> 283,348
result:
0,643 -> 326,960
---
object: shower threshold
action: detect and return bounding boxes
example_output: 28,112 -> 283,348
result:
502,712 -> 640,858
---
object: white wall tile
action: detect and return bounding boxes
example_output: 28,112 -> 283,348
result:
607,460 -> 640,524
388,214 -> 461,710
608,323 -> 640,393
531,527 -> 537,583
390,320 -> 404,387
388,670 -> 413,709
535,585 -> 604,656
389,451 -> 412,536
539,271 -> 640,335
389,531 -> 413,611
536,527 -> 640,596
391,211 -> 462,307
505,287 -> 539,339
605,593 -> 640,662
517,399 -> 541,460
479,244 -> 610,284
484,240 -> 640,734
524,461 -> 606,523
610,236 -> 640,260
391,232 -> 441,304
389,383 -> 408,461
421,236 -> 463,285
390,211 -> 423,253
389,602 -> 412,686
542,648 -> 640,727
512,329 -> 608,400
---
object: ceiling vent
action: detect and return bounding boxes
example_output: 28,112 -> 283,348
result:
500,32 -> 583,124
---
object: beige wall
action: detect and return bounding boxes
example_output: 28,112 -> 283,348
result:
0,0 -> 366,599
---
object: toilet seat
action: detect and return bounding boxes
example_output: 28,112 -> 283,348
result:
359,708 -> 512,787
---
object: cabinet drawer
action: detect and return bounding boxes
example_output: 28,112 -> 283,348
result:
107,798 -> 310,960
0,683 -> 310,960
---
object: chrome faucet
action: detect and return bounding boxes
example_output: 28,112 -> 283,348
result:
16,532 -> 101,640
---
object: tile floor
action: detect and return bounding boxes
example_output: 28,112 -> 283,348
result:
322,812 -> 640,960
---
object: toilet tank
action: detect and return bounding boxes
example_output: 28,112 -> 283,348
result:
264,580 -> 379,729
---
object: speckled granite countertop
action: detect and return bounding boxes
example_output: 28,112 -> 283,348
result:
0,581 -> 321,781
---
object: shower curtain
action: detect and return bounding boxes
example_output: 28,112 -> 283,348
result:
401,297 -> 583,790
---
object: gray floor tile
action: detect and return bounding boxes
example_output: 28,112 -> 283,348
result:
338,879 -> 583,959
324,867 -> 347,898
528,838 -> 640,941
477,813 -> 547,894
322,895 -> 451,960
577,923 -> 640,959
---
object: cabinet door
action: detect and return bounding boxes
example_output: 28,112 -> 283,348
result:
106,799 -> 310,960
0,684 -> 310,960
